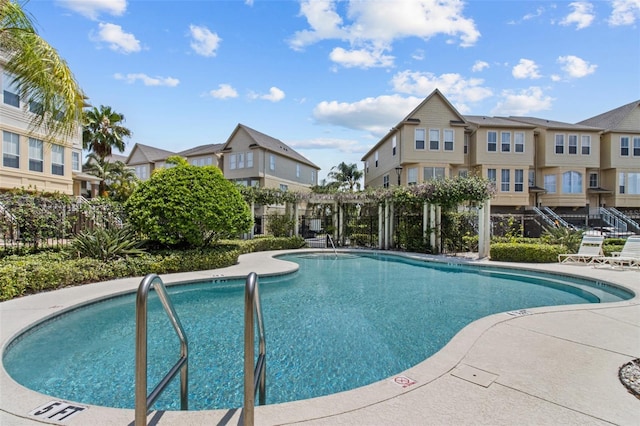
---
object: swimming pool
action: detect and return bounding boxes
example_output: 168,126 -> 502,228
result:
2,252 -> 632,412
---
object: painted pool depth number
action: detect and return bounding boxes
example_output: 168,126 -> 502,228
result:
29,401 -> 87,422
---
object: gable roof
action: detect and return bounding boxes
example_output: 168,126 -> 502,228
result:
577,99 -> 640,132
505,116 -> 602,131
222,123 -> 320,170
126,143 -> 177,164
362,89 -> 467,160
178,143 -> 224,157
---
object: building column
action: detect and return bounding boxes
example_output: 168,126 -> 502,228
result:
478,199 -> 491,258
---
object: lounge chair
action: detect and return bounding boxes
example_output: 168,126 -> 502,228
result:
558,235 -> 605,264
592,235 -> 640,269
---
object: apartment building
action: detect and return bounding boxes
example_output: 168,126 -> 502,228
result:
1,60 -> 91,195
362,89 -> 640,215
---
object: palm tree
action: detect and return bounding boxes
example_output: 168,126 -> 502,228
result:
327,162 -> 363,192
0,0 -> 85,140
83,105 -> 132,161
84,153 -> 138,199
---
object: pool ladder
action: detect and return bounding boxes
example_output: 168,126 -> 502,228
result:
134,272 -> 266,426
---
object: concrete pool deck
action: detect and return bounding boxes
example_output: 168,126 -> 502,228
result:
1,249 -> 639,425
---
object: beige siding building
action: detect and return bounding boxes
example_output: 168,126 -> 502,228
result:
1,61 -> 88,195
126,143 -> 177,181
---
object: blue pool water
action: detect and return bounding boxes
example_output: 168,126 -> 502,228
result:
3,252 -> 631,411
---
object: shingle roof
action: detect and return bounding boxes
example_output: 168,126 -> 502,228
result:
127,143 -> 177,163
178,143 -> 224,157
464,115 -> 536,128
225,124 -> 320,169
505,116 -> 602,131
577,100 -> 640,131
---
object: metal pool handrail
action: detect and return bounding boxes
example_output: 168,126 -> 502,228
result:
244,272 -> 266,426
135,274 -> 188,426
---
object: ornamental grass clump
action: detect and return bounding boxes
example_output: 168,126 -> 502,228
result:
67,226 -> 145,261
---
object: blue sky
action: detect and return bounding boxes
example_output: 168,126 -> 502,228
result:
26,0 -> 640,181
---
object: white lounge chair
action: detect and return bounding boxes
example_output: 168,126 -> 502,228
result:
592,235 -> 640,269
558,235 -> 605,264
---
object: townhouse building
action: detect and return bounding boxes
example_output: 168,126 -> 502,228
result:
361,89 -> 640,233
1,59 -> 93,196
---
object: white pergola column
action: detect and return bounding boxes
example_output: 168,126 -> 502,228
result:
378,203 -> 384,249
384,200 -> 391,250
389,201 -> 395,250
478,199 -> 491,258
435,205 -> 441,254
250,201 -> 255,238
293,202 -> 299,237
422,202 -> 428,249
429,203 -> 436,251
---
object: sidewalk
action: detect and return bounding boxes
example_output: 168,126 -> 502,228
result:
1,250 -> 639,425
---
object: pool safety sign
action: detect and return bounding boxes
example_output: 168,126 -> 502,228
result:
29,401 -> 87,423
391,375 -> 416,388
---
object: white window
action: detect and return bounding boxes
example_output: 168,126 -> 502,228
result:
589,172 -> 598,188
544,174 -> 556,193
627,172 -> 640,194
135,165 -> 148,180
568,134 -> 578,154
311,170 -> 316,184
237,152 -> 245,169
581,135 -> 591,155
429,129 -> 439,150
424,167 -> 445,180
279,184 -> 288,191
375,151 -> 379,167
514,132 -> 525,153
562,171 -> 582,194
528,170 -> 535,187
229,154 -> 237,170
501,169 -> 510,192
501,132 -> 511,152
515,169 -> 524,192
3,131 -> 20,168
458,169 -> 468,178
246,152 -> 253,168
383,174 -> 390,188
464,134 -> 469,155
444,129 -> 454,151
392,135 -> 397,156
296,164 -> 300,178
407,167 -> 418,185
487,168 -> 496,183
633,137 -> 640,157
415,129 -> 425,150
269,154 -> 275,171
487,131 -> 497,152
555,134 -> 564,154
620,136 -> 629,156
72,151 -> 81,172
2,72 -> 20,107
365,160 -> 369,173
28,138 -> 44,172
51,144 -> 64,176
619,172 -> 625,194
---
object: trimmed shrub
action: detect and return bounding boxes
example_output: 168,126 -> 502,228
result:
490,242 -> 565,263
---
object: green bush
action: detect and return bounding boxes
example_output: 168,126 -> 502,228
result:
490,242 -> 565,263
66,226 -> 145,261
125,160 -> 252,247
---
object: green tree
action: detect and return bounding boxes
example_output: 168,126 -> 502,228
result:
82,105 -> 131,161
327,162 -> 363,192
0,0 -> 84,140
83,153 -> 138,200
125,160 -> 253,247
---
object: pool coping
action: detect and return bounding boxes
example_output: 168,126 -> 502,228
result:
1,249 -> 639,425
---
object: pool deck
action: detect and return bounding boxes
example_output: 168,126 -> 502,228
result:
1,249 -> 639,426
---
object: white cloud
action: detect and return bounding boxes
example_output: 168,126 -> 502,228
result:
390,70 -> 492,112
608,0 -> 640,25
557,55 -> 597,78
245,0 -> 254,5
289,0 -> 480,69
114,73 -> 179,87
491,87 -> 554,116
512,59 -> 542,79
313,94 -> 424,136
249,87 -> 286,102
471,60 -> 489,72
209,84 -> 238,99
189,25 -> 221,57
329,47 -> 394,68
56,0 -> 127,20
92,23 -> 141,54
288,137 -> 366,154
560,2 -> 595,29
